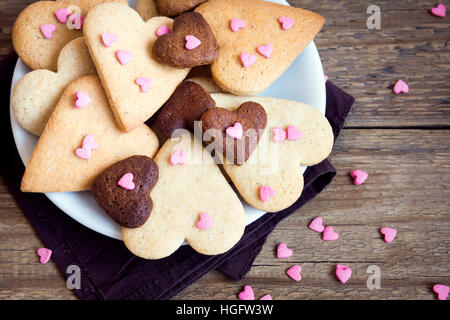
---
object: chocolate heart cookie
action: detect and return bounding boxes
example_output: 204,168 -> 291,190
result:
152,12 -> 218,68
201,102 -> 267,165
92,156 -> 159,228
155,0 -> 208,17
151,80 -> 216,142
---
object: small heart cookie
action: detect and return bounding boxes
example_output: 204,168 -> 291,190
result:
21,76 -> 159,193
152,81 -> 216,143
431,4 -> 446,18
153,12 -> 218,69
433,284 -> 449,300
93,156 -> 158,228
308,216 -> 325,233
380,227 -> 397,243
336,264 -> 352,284
201,101 -> 267,164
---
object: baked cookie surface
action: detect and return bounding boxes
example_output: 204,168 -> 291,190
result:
21,75 -> 159,193
12,0 -> 127,71
122,131 -> 246,259
196,0 -> 324,95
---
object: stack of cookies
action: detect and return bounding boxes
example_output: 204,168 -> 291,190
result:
12,0 -> 333,260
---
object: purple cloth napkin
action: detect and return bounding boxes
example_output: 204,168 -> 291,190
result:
0,52 -> 354,300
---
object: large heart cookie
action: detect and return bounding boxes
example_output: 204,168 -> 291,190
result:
12,0 -> 127,71
93,156 -> 159,228
122,131 -> 246,259
83,3 -> 191,132
155,0 -> 208,17
12,37 -> 96,136
151,80 -> 216,142
21,75 -> 160,193
201,102 -> 267,165
196,0 -> 324,95
153,12 -> 218,69
210,94 -> 333,212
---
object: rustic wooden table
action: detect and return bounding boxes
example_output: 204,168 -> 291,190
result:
0,0 -> 449,300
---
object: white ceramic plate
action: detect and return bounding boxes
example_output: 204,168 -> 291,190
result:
10,0 -> 325,241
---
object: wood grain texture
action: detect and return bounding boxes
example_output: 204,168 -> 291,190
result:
0,0 -> 449,300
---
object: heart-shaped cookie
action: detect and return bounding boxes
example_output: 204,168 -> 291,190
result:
83,3 -> 191,132
196,0 -> 324,95
93,156 -> 159,228
151,80 -> 216,143
210,94 -> 333,212
12,0 -> 127,71
153,12 -> 218,69
12,37 -> 96,136
155,0 -> 208,17
201,102 -> 267,165
21,75 -> 159,193
122,131 -> 246,259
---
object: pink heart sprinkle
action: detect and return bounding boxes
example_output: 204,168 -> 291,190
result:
336,264 -> 352,284
238,285 -> 254,300
324,75 -> 329,83
101,33 -> 117,47
135,77 -> 151,93
185,35 -> 202,50
272,127 -> 286,143
69,14 -> 85,30
393,80 -> 409,94
116,50 -> 133,65
323,226 -> 339,241
196,213 -> 213,230
309,216 -> 325,233
286,265 -> 302,281
155,24 -> 171,37
117,173 -> 135,191
351,169 -> 368,185
40,24 -> 56,39
277,242 -> 293,259
279,16 -> 295,30
433,284 -> 449,300
54,8 -> 71,24
74,91 -> 91,108
170,150 -> 187,166
75,144 -> 91,160
256,44 -> 273,59
431,4 -> 446,18
287,125 -> 302,140
259,294 -> 272,300
226,122 -> 243,140
240,52 -> 257,68
259,185 -> 275,203
82,134 -> 98,150
230,18 -> 246,32
380,227 -> 397,243
37,248 -> 52,264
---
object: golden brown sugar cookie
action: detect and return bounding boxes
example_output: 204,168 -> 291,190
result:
123,131 -> 246,259
21,75 -> 159,193
196,0 -> 324,95
83,3 -> 190,132
12,0 -> 127,71
12,37 -> 96,136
